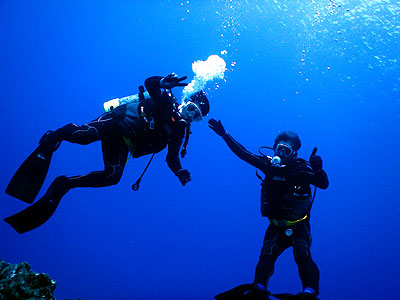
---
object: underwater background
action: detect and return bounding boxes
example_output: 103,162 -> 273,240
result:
1,1 -> 399,299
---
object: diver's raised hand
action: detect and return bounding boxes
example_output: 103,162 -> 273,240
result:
160,73 -> 188,89
208,118 -> 227,137
309,147 -> 323,171
177,169 -> 191,186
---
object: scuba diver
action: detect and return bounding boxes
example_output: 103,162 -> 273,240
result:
208,119 -> 328,300
5,73 -> 210,234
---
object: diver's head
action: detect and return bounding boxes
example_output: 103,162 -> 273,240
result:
273,131 -> 301,161
179,91 -> 210,122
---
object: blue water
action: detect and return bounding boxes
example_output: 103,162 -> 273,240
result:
1,1 -> 399,299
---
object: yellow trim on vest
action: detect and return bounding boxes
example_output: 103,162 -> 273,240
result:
269,215 -> 308,227
123,137 -> 135,163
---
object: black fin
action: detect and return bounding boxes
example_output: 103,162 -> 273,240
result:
215,284 -> 270,300
6,132 -> 60,204
272,293 -> 298,300
272,292 -> 318,300
5,177 -> 68,233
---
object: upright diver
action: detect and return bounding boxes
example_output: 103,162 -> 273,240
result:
209,119 -> 329,300
5,73 -> 209,234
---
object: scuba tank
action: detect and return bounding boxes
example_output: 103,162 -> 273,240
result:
103,91 -> 152,112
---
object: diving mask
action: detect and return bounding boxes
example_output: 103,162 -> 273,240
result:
182,101 -> 203,122
275,143 -> 295,158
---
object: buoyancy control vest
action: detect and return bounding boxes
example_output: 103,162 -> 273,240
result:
103,86 -> 191,158
259,158 -> 314,221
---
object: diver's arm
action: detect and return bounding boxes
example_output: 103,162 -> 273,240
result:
144,76 -> 164,106
308,149 -> 329,189
166,120 -> 187,175
311,169 -> 329,189
145,74 -> 187,106
222,133 -> 268,173
208,119 -> 268,172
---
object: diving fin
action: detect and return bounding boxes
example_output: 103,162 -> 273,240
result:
215,283 -> 270,300
4,176 -> 69,234
272,292 -> 318,300
6,131 -> 60,204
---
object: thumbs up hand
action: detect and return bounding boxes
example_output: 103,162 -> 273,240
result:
309,147 -> 323,171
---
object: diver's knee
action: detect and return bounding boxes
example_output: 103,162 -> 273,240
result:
104,165 -> 123,185
260,240 -> 279,256
293,239 -> 311,259
57,123 -> 79,135
293,240 -> 311,260
70,124 -> 98,144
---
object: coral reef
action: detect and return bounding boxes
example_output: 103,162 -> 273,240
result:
0,258 -> 56,300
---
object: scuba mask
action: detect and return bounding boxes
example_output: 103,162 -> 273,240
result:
180,101 -> 203,122
275,143 -> 296,158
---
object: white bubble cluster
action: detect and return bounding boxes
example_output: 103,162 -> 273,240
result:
182,55 -> 227,102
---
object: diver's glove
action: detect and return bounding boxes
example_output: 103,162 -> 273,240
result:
160,73 -> 188,89
208,118 -> 227,137
177,169 -> 191,186
309,147 -> 323,172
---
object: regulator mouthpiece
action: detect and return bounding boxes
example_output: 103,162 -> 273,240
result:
271,156 -> 282,167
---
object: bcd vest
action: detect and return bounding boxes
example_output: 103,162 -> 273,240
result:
260,160 -> 313,220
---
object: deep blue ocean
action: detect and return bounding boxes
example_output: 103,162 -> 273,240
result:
1,1 -> 399,299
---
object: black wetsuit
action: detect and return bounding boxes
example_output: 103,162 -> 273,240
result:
48,76 -> 187,189
221,133 -> 329,294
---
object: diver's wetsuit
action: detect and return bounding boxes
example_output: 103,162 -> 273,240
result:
221,133 -> 329,295
47,76 -> 187,190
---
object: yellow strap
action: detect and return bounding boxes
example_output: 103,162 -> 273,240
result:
269,215 -> 308,227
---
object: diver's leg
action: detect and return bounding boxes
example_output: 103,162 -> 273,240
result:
4,138 -> 127,234
9,137 -> 128,233
4,113 -> 118,203
65,137 -> 128,189
31,136 -> 128,205
293,222 -> 320,295
43,113 -> 121,146
4,117 -> 129,233
254,225 -> 290,288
